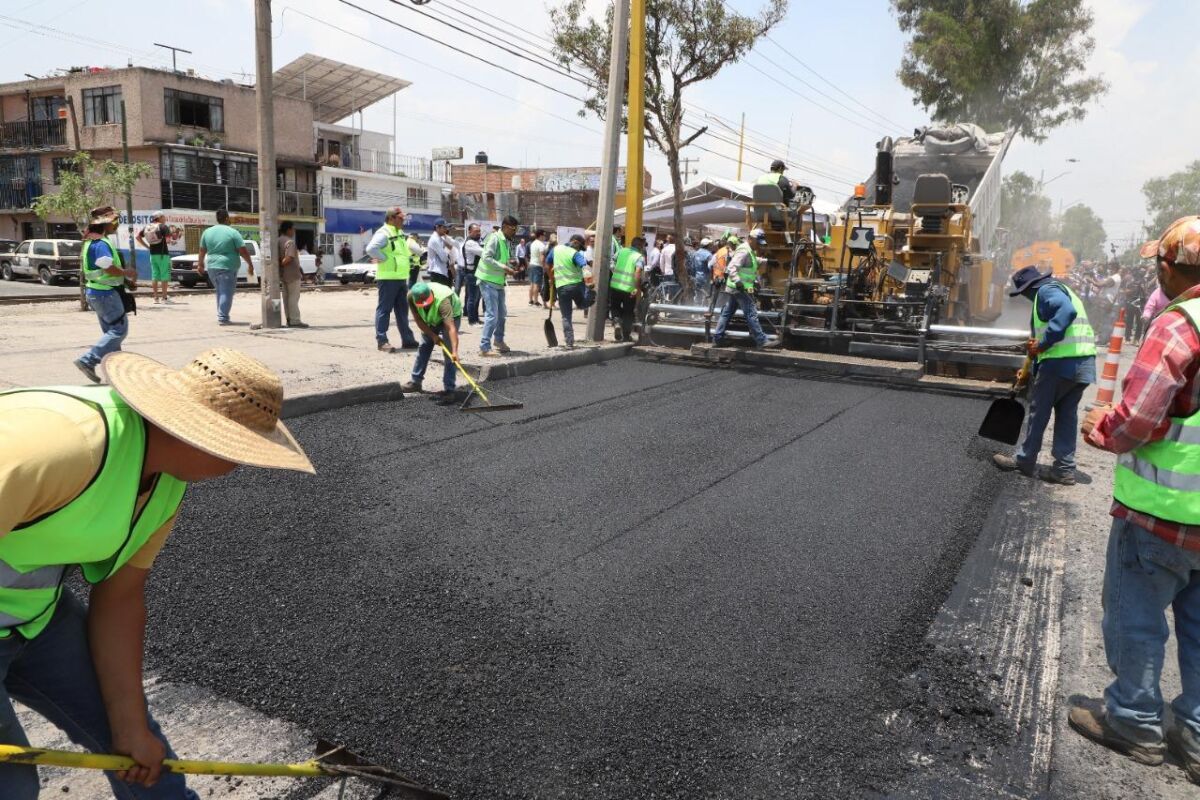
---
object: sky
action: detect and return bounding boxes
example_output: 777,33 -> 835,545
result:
2,0 -> 1193,250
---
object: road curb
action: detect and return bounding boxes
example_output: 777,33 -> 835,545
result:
0,283 -> 362,306
283,343 -> 634,418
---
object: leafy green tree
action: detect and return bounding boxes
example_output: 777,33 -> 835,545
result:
550,0 -> 786,273
33,152 -> 153,309
1001,170 -> 1053,246
891,0 -> 1107,142
1142,160 -> 1200,238
1057,203 -> 1106,261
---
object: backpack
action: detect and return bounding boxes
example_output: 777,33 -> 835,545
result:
143,224 -> 163,246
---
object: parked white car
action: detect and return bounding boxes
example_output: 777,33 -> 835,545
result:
171,239 -> 316,288
1,239 -> 82,285
334,255 -> 377,284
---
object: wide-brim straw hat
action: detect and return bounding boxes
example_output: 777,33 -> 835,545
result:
102,348 -> 315,474
89,205 -> 119,225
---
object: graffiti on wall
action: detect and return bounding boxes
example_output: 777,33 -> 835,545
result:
536,168 -> 627,193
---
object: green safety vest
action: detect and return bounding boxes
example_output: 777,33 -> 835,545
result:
1032,282 -> 1097,361
476,232 -> 510,287
728,243 -> 758,291
553,244 -> 582,288
0,386 -> 187,639
414,281 -> 463,327
376,223 -> 412,281
755,173 -> 782,186
610,247 -> 640,293
81,236 -> 124,291
1113,297 -> 1200,524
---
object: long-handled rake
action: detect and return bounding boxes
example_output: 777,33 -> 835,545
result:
0,741 -> 448,799
437,340 -> 524,413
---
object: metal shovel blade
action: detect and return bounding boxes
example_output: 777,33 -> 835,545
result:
978,395 -> 1025,445
314,739 -> 448,799
544,315 -> 558,347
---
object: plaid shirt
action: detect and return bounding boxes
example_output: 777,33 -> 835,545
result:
1087,283 -> 1200,549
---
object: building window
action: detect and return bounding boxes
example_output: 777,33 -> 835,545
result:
164,89 -> 224,132
81,86 -> 123,126
31,95 -> 65,121
331,177 -> 357,200
51,157 -> 77,184
406,187 -> 429,209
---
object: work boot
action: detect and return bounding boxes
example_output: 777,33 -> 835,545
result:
434,390 -> 460,406
479,349 -> 498,358
1068,703 -> 1164,766
1167,725 -> 1200,784
755,337 -> 782,350
73,358 -> 100,384
400,340 -> 419,350
287,321 -> 310,329
495,341 -> 511,354
377,342 -> 397,353
992,453 -> 1037,477
613,326 -> 624,342
1040,468 -> 1077,486
400,379 -> 423,393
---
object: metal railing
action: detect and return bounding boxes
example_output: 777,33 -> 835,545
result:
278,190 -> 319,217
316,144 -> 451,183
0,119 -> 68,149
0,181 -> 42,210
160,180 -> 320,217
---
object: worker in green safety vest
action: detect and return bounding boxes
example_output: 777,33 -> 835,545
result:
402,281 -> 464,405
74,205 -> 138,384
1070,216 -> 1200,778
0,347 -> 313,796
608,236 -> 646,342
711,227 -> 779,349
549,233 -> 592,348
755,159 -> 794,205
365,207 -> 419,353
992,265 -> 1097,484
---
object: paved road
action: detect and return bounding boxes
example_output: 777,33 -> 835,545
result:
0,277 -> 79,297
145,358 -> 1007,799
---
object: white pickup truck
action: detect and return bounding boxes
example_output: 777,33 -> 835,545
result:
170,239 -> 317,288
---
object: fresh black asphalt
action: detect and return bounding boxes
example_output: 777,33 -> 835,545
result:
144,357 -> 1009,798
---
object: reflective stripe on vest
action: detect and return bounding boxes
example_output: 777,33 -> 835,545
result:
476,232 -> 509,286
375,224 -> 412,281
82,236 -> 124,290
0,386 -> 187,639
1032,283 -> 1097,361
729,244 -> 758,290
415,281 -> 463,327
610,247 -> 639,293
1112,297 -> 1200,524
553,244 -> 582,288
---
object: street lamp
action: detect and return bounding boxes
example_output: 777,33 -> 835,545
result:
1040,158 -> 1079,188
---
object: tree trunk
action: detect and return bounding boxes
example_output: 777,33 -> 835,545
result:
665,147 -> 689,296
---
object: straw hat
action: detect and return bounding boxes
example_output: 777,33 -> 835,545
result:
102,348 -> 314,473
89,205 -> 118,225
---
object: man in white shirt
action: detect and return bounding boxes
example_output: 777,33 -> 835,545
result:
459,224 -> 484,324
661,234 -> 676,280
528,229 -> 547,307
425,219 -> 455,287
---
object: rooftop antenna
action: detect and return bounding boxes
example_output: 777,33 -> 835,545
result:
154,42 -> 193,74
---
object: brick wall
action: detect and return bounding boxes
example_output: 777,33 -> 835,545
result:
452,164 -> 652,195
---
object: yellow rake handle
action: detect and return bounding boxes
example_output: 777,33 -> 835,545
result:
437,340 -> 488,402
0,744 -> 333,778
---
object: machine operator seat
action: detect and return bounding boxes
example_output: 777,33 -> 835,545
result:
751,183 -> 787,231
912,173 -> 953,235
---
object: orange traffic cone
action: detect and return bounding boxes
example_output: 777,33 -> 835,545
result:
1094,308 -> 1126,407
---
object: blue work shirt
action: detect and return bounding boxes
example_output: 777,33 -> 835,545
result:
1028,281 -> 1096,383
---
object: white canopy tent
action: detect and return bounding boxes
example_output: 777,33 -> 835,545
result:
614,175 -> 841,230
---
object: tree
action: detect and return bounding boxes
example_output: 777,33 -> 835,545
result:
891,0 -> 1107,142
1000,170 -> 1053,246
1057,203 -> 1106,261
550,0 -> 786,274
1142,160 -> 1200,238
32,152 -> 153,309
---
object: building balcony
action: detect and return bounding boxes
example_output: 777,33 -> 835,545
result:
318,146 -> 451,183
0,119 -> 68,150
0,181 -> 41,211
160,179 -> 319,218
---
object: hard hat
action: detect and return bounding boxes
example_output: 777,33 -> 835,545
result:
750,227 -> 767,242
699,238 -> 712,247
409,281 -> 435,307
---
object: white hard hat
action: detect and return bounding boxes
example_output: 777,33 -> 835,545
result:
750,227 -> 766,238
699,237 -> 712,247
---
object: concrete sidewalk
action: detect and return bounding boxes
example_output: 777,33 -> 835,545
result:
0,284 -> 628,405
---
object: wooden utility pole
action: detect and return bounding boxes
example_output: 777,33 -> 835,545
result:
586,0 -> 630,342
736,112 -> 746,181
623,0 -> 645,239
120,100 -> 135,274
254,0 -> 282,328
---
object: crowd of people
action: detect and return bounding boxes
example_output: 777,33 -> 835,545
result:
1062,258 -> 1163,345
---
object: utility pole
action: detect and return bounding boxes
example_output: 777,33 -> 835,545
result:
254,0 -> 282,329
120,100 -> 135,275
587,0 -> 630,342
736,112 -> 746,181
679,157 -> 699,182
623,0 -> 645,239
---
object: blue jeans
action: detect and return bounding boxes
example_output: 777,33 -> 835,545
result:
556,283 -> 593,346
208,268 -> 237,323
1014,366 -> 1088,473
463,272 -> 481,324
713,290 -> 767,346
0,593 -> 198,799
81,289 -> 128,368
479,280 -> 506,351
1103,517 -> 1200,751
411,317 -> 460,392
374,279 -> 417,346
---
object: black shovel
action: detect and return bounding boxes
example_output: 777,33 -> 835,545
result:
544,276 -> 558,347
978,356 -> 1033,445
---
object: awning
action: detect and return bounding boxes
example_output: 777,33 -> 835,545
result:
273,54 -> 411,124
